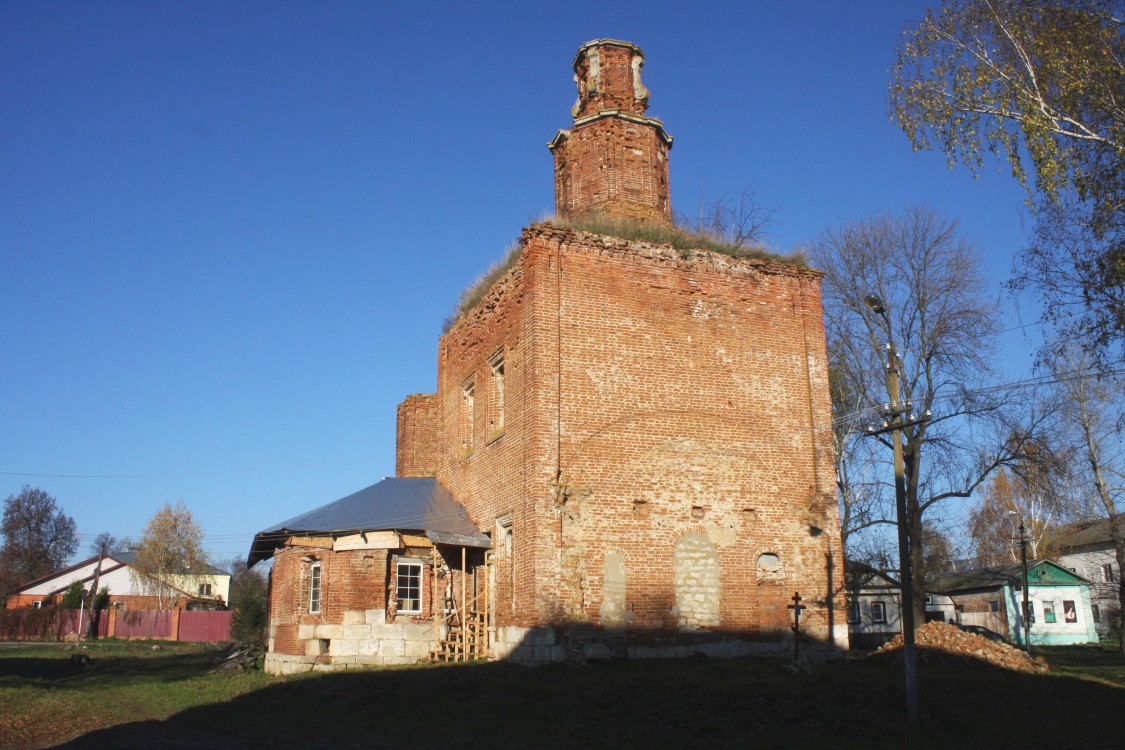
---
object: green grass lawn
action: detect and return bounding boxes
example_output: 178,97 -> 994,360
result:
1,640 -> 1123,749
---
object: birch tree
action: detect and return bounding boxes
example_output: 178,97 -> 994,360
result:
891,0 -> 1125,357
131,501 -> 208,609
968,465 -> 1064,564
1050,346 -> 1125,650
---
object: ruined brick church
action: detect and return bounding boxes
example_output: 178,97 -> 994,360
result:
251,39 -> 846,673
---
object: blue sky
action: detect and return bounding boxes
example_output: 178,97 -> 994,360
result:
1,1 -> 1039,566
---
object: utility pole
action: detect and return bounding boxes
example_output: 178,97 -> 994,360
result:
1019,522 -> 1031,655
863,293 -> 930,723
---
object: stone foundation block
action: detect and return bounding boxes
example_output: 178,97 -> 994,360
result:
314,624 -> 342,640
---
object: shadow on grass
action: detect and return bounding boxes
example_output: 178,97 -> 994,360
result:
46,649 -> 1125,750
0,646 -> 220,689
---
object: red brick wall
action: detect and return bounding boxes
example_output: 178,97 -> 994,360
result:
551,40 -> 671,223
268,545 -> 390,654
434,224 -> 845,642
396,393 -> 440,478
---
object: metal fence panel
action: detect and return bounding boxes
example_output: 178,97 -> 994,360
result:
178,611 -> 232,642
115,609 -> 172,639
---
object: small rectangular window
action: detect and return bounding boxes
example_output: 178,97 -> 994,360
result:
1062,600 -> 1077,623
871,601 -> 887,624
461,378 -> 476,452
989,600 -> 1000,613
924,594 -> 933,605
1043,602 -> 1057,624
309,562 -> 322,614
488,349 -> 505,434
32,601 -> 42,609
397,561 -> 423,614
198,583 -> 212,596
1092,604 -> 1101,623
1103,564 -> 1118,583
846,599 -> 859,624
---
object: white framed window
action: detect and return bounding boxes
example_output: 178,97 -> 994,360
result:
309,562 -> 322,614
198,583 -> 212,596
1103,563 -> 1118,583
871,601 -> 887,624
32,601 -> 42,609
397,560 -> 423,614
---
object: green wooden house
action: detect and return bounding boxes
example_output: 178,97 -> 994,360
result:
931,560 -> 1098,646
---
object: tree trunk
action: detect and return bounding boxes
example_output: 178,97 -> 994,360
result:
1114,531 -> 1125,655
1078,391 -> 1124,653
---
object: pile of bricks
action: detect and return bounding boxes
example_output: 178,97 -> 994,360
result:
871,621 -> 1048,673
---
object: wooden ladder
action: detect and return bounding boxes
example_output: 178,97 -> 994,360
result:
429,552 -> 491,663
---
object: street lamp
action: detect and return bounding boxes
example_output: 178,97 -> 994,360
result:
863,292 -> 920,722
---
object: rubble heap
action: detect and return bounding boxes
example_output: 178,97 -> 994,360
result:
870,621 -> 1048,674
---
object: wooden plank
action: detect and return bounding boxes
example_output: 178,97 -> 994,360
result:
286,536 -> 333,549
400,533 -> 432,548
432,546 -> 440,657
333,531 -> 401,551
461,547 -> 467,662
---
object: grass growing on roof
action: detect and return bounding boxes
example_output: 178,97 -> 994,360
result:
442,241 -> 524,333
545,213 -> 805,265
442,215 -> 806,333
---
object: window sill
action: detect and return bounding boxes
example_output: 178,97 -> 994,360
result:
486,428 -> 506,445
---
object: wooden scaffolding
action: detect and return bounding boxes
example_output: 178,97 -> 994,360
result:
429,546 -> 492,662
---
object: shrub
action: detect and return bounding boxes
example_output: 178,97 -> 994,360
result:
60,582 -> 84,609
230,592 -> 267,642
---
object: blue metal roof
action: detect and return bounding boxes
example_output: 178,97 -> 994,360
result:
247,477 -> 490,566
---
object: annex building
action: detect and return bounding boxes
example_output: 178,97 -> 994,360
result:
251,39 -> 846,674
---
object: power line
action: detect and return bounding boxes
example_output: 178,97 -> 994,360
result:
832,361 -> 1125,430
0,457 -> 360,480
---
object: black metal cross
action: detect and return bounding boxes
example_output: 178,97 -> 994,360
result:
787,592 -> 806,660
